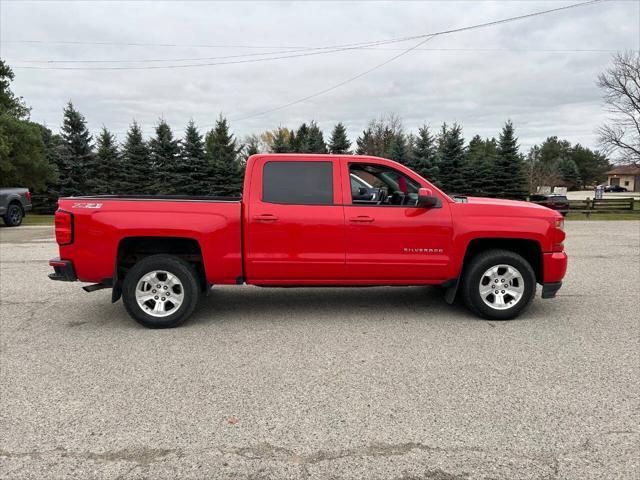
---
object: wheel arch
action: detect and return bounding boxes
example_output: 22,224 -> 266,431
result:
6,199 -> 24,216
113,236 -> 208,301
444,237 -> 543,304
462,238 -> 543,284
8,198 -> 24,210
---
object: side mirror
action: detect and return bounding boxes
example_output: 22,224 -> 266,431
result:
417,188 -> 438,208
358,187 -> 368,195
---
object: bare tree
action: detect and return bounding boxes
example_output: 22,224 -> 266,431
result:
597,51 -> 640,166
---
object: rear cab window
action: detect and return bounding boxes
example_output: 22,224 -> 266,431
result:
262,161 -> 334,205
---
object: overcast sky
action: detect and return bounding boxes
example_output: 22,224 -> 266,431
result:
1,0 -> 639,151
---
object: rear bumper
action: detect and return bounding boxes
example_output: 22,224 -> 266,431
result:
48,257 -> 77,282
541,282 -> 562,299
24,204 -> 32,212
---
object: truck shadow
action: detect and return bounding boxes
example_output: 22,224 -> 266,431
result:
188,285 -> 476,327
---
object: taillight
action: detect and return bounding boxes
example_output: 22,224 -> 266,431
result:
25,190 -> 31,203
55,210 -> 74,245
553,217 -> 565,252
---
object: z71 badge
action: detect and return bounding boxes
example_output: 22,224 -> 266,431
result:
72,203 -> 103,209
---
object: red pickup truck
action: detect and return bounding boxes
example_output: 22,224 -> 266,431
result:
49,154 -> 567,328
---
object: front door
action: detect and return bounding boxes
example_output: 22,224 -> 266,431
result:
245,158 -> 346,282
342,159 -> 452,282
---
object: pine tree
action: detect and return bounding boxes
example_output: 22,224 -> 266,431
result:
388,134 -> 409,166
404,133 -> 416,169
174,120 -> 207,195
557,157 -> 581,189
148,120 -> 180,194
328,122 -> 351,154
495,121 -> 527,199
57,102 -> 94,196
305,121 -> 327,153
480,138 -> 498,197
437,123 -> 468,195
289,123 -> 307,152
41,128 -> 63,195
120,121 -> 151,194
356,128 -> 375,155
465,135 -> 497,197
87,127 -> 119,195
243,135 -> 260,160
205,115 -> 242,196
412,125 -> 439,184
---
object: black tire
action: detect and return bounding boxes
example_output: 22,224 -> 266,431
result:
3,203 -> 23,227
122,254 -> 200,328
461,249 -> 536,320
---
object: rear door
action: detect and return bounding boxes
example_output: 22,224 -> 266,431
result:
244,157 -> 346,282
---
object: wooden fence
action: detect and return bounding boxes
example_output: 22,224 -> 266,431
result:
568,197 -> 638,216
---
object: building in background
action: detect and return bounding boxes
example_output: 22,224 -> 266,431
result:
605,165 -> 640,192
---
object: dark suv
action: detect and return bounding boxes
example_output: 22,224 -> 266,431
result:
0,188 -> 32,226
529,194 -> 570,216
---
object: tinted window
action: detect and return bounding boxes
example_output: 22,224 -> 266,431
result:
349,163 -> 420,206
263,161 -> 333,205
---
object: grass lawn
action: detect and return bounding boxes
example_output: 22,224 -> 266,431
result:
565,212 -> 640,221
22,214 -> 55,226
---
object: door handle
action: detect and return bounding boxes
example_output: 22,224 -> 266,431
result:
253,214 -> 279,222
349,215 -> 374,223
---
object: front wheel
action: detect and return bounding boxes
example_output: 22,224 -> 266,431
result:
3,204 -> 23,226
461,249 -> 536,320
122,255 -> 200,328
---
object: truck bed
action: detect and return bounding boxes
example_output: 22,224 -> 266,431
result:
57,196 -> 243,285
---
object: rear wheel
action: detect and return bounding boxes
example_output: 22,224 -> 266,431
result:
461,249 -> 536,320
3,204 -> 23,227
122,255 -> 200,328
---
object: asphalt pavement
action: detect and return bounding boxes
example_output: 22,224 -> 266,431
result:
0,221 -> 638,479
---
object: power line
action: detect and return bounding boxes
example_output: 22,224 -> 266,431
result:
12,42 -> 426,70
36,0 -> 608,133
3,40 -> 309,49
229,0 -> 607,123
12,0 -> 606,70
230,35 -> 438,123
11,47 -> 622,64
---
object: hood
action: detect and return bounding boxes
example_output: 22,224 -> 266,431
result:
466,196 -> 542,207
455,196 -> 560,216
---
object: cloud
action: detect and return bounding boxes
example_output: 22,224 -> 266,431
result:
2,0 -> 637,151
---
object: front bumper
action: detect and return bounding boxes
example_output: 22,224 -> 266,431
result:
540,251 -> 567,299
48,257 -> 77,281
543,252 -> 568,283
541,282 -> 562,299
